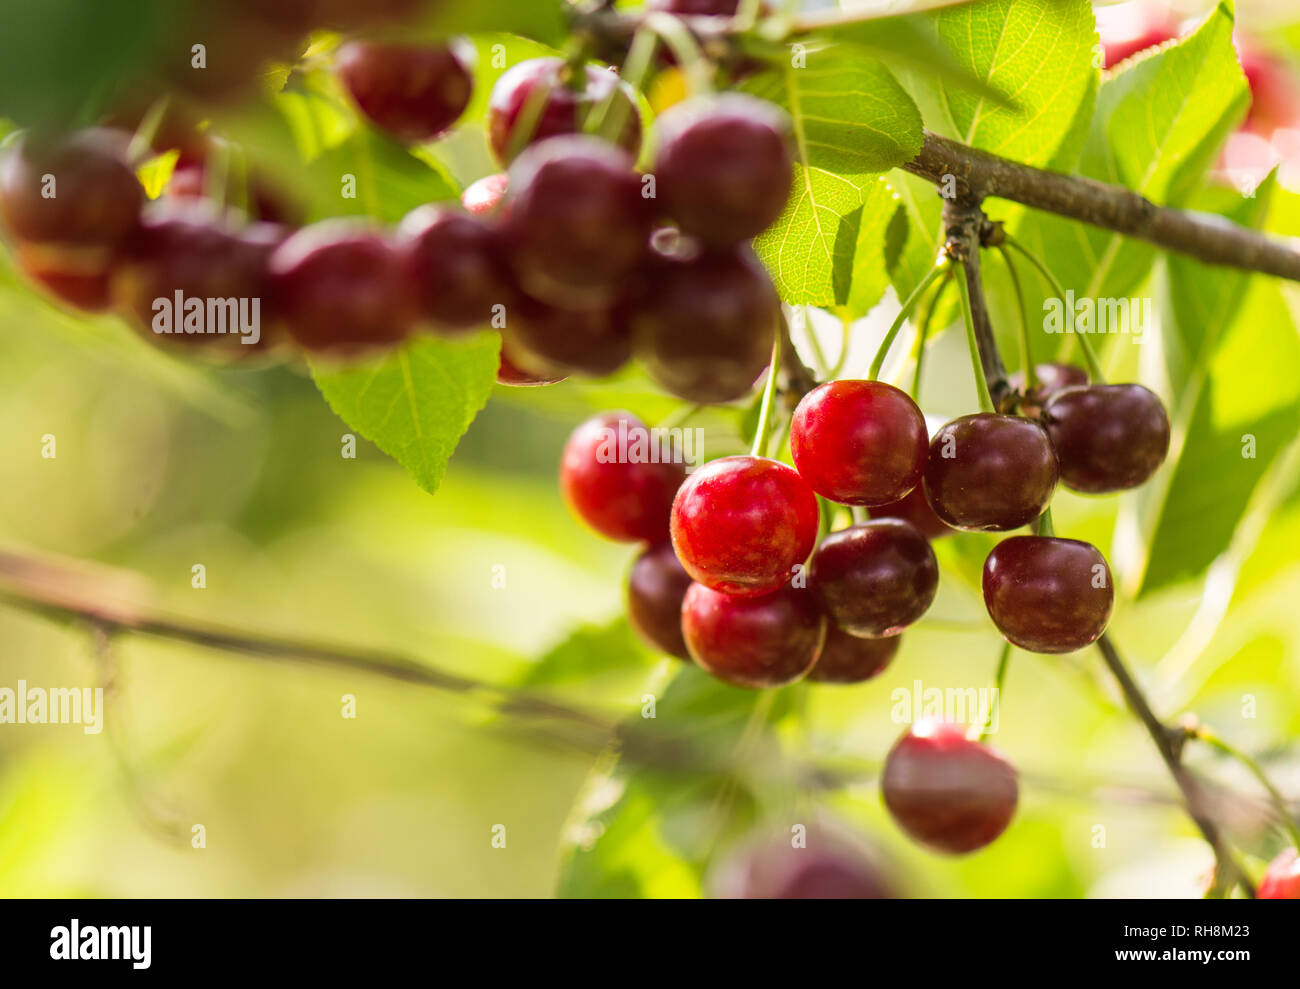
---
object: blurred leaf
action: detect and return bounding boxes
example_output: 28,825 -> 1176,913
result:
311,331 -> 500,496
744,47 -> 922,308
416,0 -> 568,47
513,619 -> 665,707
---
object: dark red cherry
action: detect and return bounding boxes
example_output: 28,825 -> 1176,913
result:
810,520 -> 938,638
807,626 -> 900,684
1042,384 -> 1170,494
398,206 -> 510,332
982,536 -> 1114,653
652,93 -> 793,247
487,57 -> 642,165
647,0 -> 743,12
12,243 -> 115,311
503,136 -> 652,309
0,129 -> 142,250
503,293 -> 633,377
708,823 -> 897,899
560,412 -> 686,543
790,380 -> 928,506
924,413 -> 1058,531
1258,848 -> 1300,899
671,455 -> 819,597
627,543 -> 693,660
682,582 -> 825,688
1008,362 -> 1088,417
869,484 -> 954,540
268,220 -> 417,355
881,719 -> 1018,854
336,40 -> 473,143
497,346 -> 565,386
462,173 -> 508,216
632,245 -> 778,404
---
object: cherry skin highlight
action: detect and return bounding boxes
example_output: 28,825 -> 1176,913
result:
681,582 -> 825,689
1043,384 -> 1170,494
881,719 -> 1019,854
462,174 -> 509,216
923,413 -> 1058,531
336,40 -> 473,143
790,380 -> 928,506
982,536 -> 1114,654
560,411 -> 686,544
670,455 -> 819,596
810,520 -> 938,638
807,626 -> 900,685
627,543 -> 693,660
398,205 -> 510,332
1258,848 -> 1300,899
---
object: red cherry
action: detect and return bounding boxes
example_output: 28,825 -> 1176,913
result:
398,205 -> 510,333
1258,848 -> 1300,899
336,40 -> 473,143
12,243 -> 115,311
708,822 -> 897,899
682,582 -> 825,688
560,412 -> 686,543
627,543 -> 693,660
982,536 -> 1114,654
790,380 -> 928,506
487,58 -> 642,166
1042,384 -> 1171,494
881,719 -> 1018,854
1238,44 -> 1300,137
670,455 -> 819,597
503,293 -> 633,378
810,520 -> 938,638
462,174 -> 509,216
1007,362 -> 1088,417
869,485 -> 954,540
1095,2 -> 1180,69
647,0 -> 742,13
807,626 -> 899,684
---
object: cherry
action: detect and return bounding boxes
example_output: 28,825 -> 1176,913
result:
790,380 -> 928,506
560,412 -> 686,544
268,220 -> 417,355
1239,46 -> 1300,137
336,40 -> 473,143
1095,1 -> 1180,69
708,824 -> 896,899
164,155 -> 304,227
1042,384 -> 1170,494
807,626 -> 900,684
923,414 -> 1058,531
652,94 -> 793,247
502,136 -> 652,309
647,0 -> 743,13
881,719 -> 1018,854
503,293 -> 633,377
398,206 -> 510,333
497,346 -> 565,387
487,58 -> 642,166
670,455 -> 819,597
627,543 -> 693,660
462,174 -> 508,216
1007,362 -> 1088,417
12,243 -> 115,312
0,129 -> 143,250
631,245 -> 778,404
810,520 -> 938,638
682,582 -> 825,688
869,485 -> 954,540
1258,848 -> 1300,899
982,536 -> 1114,653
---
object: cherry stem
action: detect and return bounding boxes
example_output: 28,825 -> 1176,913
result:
1190,725 -> 1300,848
798,307 -> 830,377
828,316 -> 852,380
126,95 -> 172,167
644,12 -> 715,95
955,261 -> 996,415
868,260 -> 948,381
750,334 -> 782,458
1002,235 -> 1106,384
998,246 -> 1035,392
910,266 -> 952,402
590,24 -> 657,147
1036,507 -> 1056,538
979,641 -> 1012,742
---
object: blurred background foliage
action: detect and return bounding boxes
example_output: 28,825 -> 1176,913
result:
1,0 -> 1299,898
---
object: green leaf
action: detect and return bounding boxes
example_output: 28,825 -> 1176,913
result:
744,46 -> 923,308
310,332 -> 500,496
416,0 -> 568,46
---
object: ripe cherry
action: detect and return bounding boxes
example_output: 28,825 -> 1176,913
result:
1240,46 -> 1300,137
790,380 -> 928,506
632,245 -> 778,404
12,243 -> 115,311
807,626 -> 900,684
869,485 -> 954,540
1042,384 -> 1170,494
268,220 -> 417,355
1258,848 -> 1300,899
462,174 -> 508,216
682,582 -> 825,688
647,0 -> 742,13
560,411 -> 686,544
487,58 -> 642,166
627,543 -> 693,660
398,206 -> 510,332
503,136 -> 651,309
924,414 -> 1058,531
1095,1 -> 1180,68
0,129 -> 143,250
497,345 -> 566,387
503,293 -> 632,377
671,455 -> 819,597
810,520 -> 938,638
1008,362 -> 1088,417
983,536 -> 1114,653
708,823 -> 896,899
881,719 -> 1018,854
653,94 -> 793,247
336,40 -> 473,143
